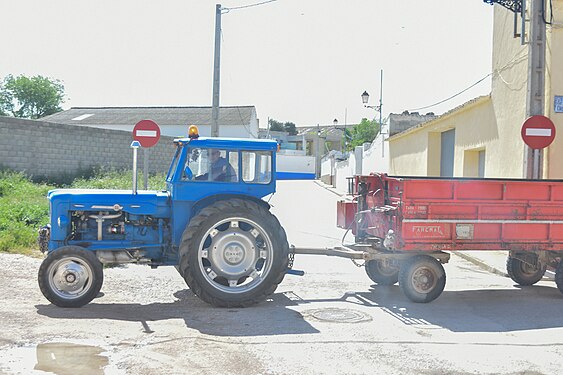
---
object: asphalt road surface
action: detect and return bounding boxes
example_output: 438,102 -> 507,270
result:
1,180 -> 562,374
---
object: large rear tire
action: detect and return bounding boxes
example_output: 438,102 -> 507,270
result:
179,199 -> 289,307
555,261 -> 563,295
399,255 -> 446,303
506,254 -> 546,286
365,259 -> 399,285
38,246 -> 103,308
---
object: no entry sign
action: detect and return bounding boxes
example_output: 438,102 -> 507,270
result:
133,120 -> 161,148
521,115 -> 556,149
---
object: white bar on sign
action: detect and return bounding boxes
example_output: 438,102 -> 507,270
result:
525,128 -> 552,137
136,130 -> 157,137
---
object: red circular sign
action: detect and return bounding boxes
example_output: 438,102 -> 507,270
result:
133,120 -> 161,148
521,115 -> 556,149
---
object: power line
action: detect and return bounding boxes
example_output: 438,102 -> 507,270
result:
223,0 -> 278,12
407,73 -> 492,112
408,49 -> 528,112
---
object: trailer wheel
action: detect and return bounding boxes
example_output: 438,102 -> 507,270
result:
38,246 -> 103,308
506,254 -> 546,286
399,255 -> 446,303
179,199 -> 289,307
555,261 -> 563,295
365,259 -> 399,285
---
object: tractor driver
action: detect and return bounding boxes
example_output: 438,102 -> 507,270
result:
209,149 -> 236,182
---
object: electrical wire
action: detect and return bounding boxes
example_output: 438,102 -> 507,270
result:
223,0 -> 278,12
408,48 -> 528,112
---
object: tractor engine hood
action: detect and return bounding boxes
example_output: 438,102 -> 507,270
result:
48,189 -> 171,218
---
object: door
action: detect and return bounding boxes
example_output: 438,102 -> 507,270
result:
440,129 -> 455,177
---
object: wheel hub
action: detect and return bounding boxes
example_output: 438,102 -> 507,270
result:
48,258 -> 93,299
412,268 -> 437,294
224,244 -> 245,264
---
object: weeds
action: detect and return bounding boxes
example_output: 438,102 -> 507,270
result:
0,168 -> 167,255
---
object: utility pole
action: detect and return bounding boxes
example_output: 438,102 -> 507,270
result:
211,4 -> 222,137
524,0 -> 546,179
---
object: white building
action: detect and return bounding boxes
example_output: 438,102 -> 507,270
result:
41,106 -> 259,139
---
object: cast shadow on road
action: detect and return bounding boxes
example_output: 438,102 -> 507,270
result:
35,289 -> 319,337
285,283 -> 563,333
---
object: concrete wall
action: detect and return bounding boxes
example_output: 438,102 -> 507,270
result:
321,132 -> 389,193
0,116 -> 177,180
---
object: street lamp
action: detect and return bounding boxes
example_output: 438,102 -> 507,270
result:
361,69 -> 385,157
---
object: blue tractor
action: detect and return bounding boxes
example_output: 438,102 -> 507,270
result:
38,130 -> 289,308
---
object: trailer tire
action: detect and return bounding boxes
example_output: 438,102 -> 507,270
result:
555,261 -> 563,295
365,259 -> 399,285
399,255 -> 446,303
506,254 -> 546,286
179,199 -> 289,307
38,246 -> 103,308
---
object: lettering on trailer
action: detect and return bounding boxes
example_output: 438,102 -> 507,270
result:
405,205 -> 428,217
411,225 -> 446,237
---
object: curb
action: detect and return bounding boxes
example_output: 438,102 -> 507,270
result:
452,252 -> 509,278
313,180 -> 346,198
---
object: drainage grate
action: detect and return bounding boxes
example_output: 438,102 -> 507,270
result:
303,308 -> 372,323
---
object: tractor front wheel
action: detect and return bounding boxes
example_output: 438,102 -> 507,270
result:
38,246 -> 103,308
179,199 -> 289,307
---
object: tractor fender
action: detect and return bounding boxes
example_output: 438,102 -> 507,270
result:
191,194 -> 271,218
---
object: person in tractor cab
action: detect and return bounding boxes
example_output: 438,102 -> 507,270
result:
209,149 -> 236,181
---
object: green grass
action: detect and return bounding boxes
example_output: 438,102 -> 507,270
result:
0,168 -> 167,255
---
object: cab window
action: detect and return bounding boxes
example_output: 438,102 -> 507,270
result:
182,148 -> 239,182
242,151 -> 272,184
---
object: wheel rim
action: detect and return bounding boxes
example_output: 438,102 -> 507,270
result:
198,217 -> 274,294
47,256 -> 94,300
376,260 -> 399,276
411,266 -> 437,294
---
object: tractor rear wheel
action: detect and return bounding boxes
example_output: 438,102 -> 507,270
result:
38,246 -> 103,308
399,255 -> 446,303
179,199 -> 289,307
506,254 -> 546,286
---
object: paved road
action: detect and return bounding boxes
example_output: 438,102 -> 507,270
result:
1,180 -> 563,374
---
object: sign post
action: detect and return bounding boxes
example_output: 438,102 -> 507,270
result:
521,115 -> 556,179
133,120 -> 161,189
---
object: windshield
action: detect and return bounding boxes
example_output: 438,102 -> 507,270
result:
166,146 -> 182,182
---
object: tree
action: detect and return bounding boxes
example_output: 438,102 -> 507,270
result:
268,118 -> 285,132
0,74 -> 66,119
268,118 -> 298,135
283,121 -> 298,136
344,118 -> 380,150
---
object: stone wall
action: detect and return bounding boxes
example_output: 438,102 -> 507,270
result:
0,116 -> 177,180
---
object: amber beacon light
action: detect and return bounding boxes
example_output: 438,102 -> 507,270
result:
188,125 -> 199,139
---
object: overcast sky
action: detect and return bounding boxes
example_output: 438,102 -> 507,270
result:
1,1 -> 493,127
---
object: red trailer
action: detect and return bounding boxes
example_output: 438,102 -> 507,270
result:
296,174 -> 563,303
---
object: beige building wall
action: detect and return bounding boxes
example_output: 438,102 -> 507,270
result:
389,2 -> 563,179
547,2 -> 563,178
389,97 -> 495,177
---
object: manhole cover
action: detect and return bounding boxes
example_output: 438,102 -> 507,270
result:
303,308 -> 372,323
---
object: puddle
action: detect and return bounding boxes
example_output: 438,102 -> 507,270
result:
0,342 -> 108,374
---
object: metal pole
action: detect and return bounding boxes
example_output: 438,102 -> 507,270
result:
316,124 -> 320,179
143,148 -> 149,190
379,69 -> 384,158
524,0 -> 546,179
211,4 -> 222,137
130,141 -> 140,195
